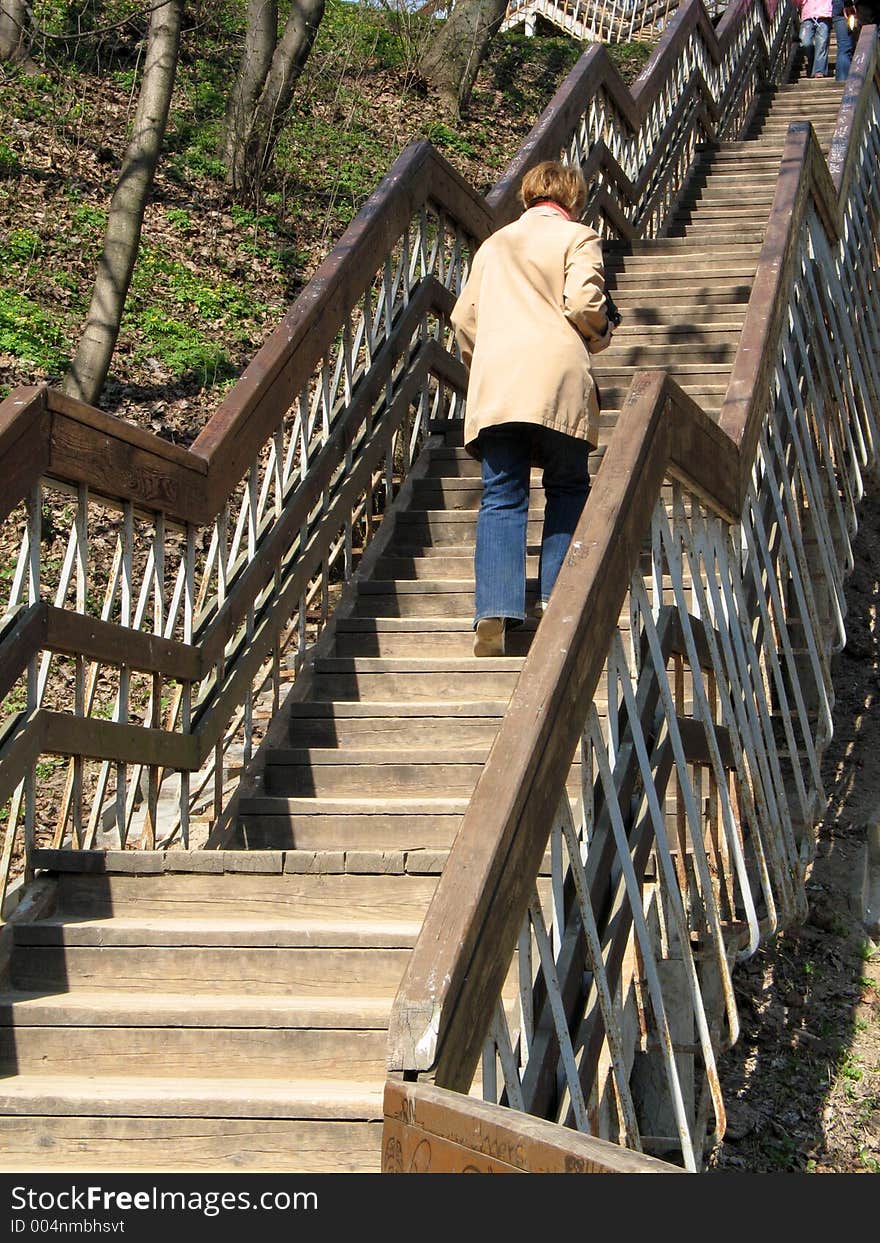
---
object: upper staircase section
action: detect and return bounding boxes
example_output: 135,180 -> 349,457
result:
502,0 -> 731,43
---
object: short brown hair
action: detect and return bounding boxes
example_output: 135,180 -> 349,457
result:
520,160 -> 588,217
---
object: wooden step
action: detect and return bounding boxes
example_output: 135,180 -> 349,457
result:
0,1017 -> 388,1082
609,266 -> 757,285
12,937 -> 414,993
285,691 -> 512,736
310,653 -> 522,697
263,749 -> 492,796
604,250 -> 760,272
16,909 -> 427,946
0,1086 -> 384,1170
45,870 -> 439,921
332,624 -> 540,658
234,806 -> 465,851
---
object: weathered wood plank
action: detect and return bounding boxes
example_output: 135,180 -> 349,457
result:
382,1080 -> 681,1173
0,388 -> 51,525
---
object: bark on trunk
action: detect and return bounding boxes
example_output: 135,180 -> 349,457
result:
417,0 -> 508,118
222,0 -> 325,196
222,0 -> 277,177
0,0 -> 36,69
63,0 -> 183,406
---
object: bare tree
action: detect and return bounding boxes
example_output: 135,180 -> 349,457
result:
222,0 -> 325,197
63,0 -> 183,406
417,0 -> 507,117
0,0 -> 36,69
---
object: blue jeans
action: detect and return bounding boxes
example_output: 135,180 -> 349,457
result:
833,13 -> 855,80
474,424 -> 590,625
800,17 -> 831,76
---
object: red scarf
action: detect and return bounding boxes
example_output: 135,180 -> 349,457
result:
531,199 -> 571,220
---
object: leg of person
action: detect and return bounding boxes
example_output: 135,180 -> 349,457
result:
535,426 -> 591,611
833,12 -> 854,79
800,18 -> 817,75
812,18 -> 831,75
473,427 -> 531,655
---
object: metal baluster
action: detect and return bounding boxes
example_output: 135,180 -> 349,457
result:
586,706 -> 697,1171
116,500 -> 133,848
179,524 -> 195,848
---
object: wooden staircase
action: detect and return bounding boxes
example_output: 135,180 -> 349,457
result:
0,76 -> 847,1172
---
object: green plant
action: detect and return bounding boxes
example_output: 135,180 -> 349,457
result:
838,1053 -> 863,1082
134,307 -> 233,383
165,208 -> 193,230
71,203 -> 107,231
3,228 -> 43,264
423,120 -> 476,158
0,289 -> 68,373
0,141 -> 20,178
112,68 -> 137,92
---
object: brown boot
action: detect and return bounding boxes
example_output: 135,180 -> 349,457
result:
474,617 -> 506,657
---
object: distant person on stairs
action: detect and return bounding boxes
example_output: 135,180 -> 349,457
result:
450,159 -> 615,659
798,0 -> 833,76
833,0 -> 856,80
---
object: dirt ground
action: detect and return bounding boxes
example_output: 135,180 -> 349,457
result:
707,475 -> 880,1174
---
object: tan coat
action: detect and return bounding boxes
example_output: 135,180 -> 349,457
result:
450,205 -> 612,456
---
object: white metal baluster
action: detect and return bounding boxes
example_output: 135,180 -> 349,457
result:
24,484 -> 40,879
528,888 -> 591,1131
517,917 -> 534,1076
586,707 -> 697,1171
244,465 -> 258,768
480,1028 -> 498,1107
667,495 -> 782,931
745,476 -> 824,808
146,512 -> 164,848
652,505 -> 762,955
715,518 -> 805,912
550,813 -> 565,961
179,524 -> 196,847
488,1000 -> 526,1112
631,574 -> 740,1048
72,484 -> 87,847
610,632 -> 727,1147
116,500 -> 133,847
759,424 -> 833,741
778,339 -> 847,644
686,503 -> 795,922
556,792 -> 643,1151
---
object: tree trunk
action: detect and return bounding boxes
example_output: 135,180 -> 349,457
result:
63,0 -> 183,406
417,0 -> 508,118
0,0 -> 36,69
222,0 -> 277,183
222,0 -> 325,197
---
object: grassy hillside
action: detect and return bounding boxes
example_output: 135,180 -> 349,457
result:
0,1 -> 650,439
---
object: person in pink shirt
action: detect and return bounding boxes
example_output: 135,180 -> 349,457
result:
799,0 -> 833,76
